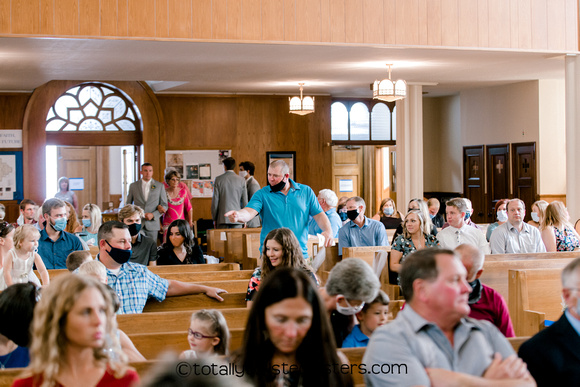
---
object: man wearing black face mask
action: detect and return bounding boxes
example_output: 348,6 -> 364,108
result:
225,160 -> 334,258
337,196 -> 389,256
98,221 -> 226,314
118,205 -> 157,267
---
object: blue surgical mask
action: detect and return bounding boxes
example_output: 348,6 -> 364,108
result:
336,296 -> 365,316
464,210 -> 472,221
429,213 -> 436,219
51,217 -> 67,232
338,211 -> 348,222
531,212 -> 540,223
497,210 -> 508,222
383,207 -> 394,216
82,219 -> 91,228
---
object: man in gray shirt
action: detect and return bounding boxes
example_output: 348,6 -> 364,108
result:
363,247 -> 534,387
489,198 -> 546,254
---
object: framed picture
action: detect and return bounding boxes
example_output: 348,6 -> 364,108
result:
0,151 -> 23,201
267,151 -> 296,181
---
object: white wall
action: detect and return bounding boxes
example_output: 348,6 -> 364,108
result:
109,146 -> 123,195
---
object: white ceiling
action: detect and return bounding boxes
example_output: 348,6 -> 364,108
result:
0,37 -> 569,97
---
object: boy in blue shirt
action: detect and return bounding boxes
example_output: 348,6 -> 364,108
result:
342,290 -> 390,348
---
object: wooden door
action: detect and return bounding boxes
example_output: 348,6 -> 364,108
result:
463,146 -> 485,223
57,146 -> 97,213
486,144 -> 511,222
332,146 -> 363,208
512,142 -> 537,222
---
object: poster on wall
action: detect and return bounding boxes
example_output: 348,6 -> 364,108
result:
165,150 -> 229,198
0,152 -> 23,201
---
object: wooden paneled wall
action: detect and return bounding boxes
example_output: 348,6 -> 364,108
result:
158,94 -> 332,219
0,0 -> 576,52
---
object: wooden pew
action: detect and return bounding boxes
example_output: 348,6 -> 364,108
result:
207,228 -> 261,259
316,245 -> 340,285
485,251 -> 580,262
193,280 -> 249,293
508,268 -> 564,336
224,229 -> 261,265
161,270 -> 253,282
118,308 -> 250,334
143,292 -> 247,313
242,232 -> 261,270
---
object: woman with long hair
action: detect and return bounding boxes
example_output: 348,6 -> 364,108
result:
156,219 -> 204,265
540,201 -> 580,252
390,210 -> 440,276
79,203 -> 102,246
391,198 -> 436,244
371,198 -> 403,230
12,274 -> 138,387
234,267 -> 353,387
0,221 -> 15,270
160,170 -> 193,239
246,228 -> 318,307
486,199 -> 509,242
54,177 -> 78,212
64,202 -> 82,234
528,200 -> 548,228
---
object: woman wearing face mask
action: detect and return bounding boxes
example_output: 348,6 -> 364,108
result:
157,219 -> 205,266
246,228 -> 318,307
336,197 -> 350,225
79,203 -> 102,246
318,258 -> 380,348
540,201 -> 580,252
486,199 -> 509,242
234,267 -> 353,387
371,198 -> 403,230
528,200 -> 548,228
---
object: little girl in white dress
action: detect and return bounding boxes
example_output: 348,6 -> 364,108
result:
0,225 -> 49,290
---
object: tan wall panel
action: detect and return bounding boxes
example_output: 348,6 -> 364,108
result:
79,0 -> 100,36
12,0 -> 40,34
101,0 -> 118,36
117,0 -> 128,36
440,0 -> 458,46
192,0 -> 211,39
242,0 -> 262,40
320,0 -> 330,42
40,0 -> 54,35
363,0 -> 384,44
546,0 -> 566,51
509,0 -> 518,48
565,0 -> 578,51
458,0 -> 478,47
128,0 -> 155,37
168,0 -> 191,39
296,0 -> 321,42
212,0 -> 228,39
227,0 -> 242,40
383,0 -> 396,44
55,0 -> 79,36
329,0 -> 345,43
345,0 -> 364,43
156,0 -> 169,38
417,0 -> 428,45
284,0 -> 296,41
396,0 -> 419,45
0,0 -> 10,34
517,0 -> 531,49
0,94 -> 30,129
488,0 -> 510,48
477,0 -> 489,46
530,0 -> 547,50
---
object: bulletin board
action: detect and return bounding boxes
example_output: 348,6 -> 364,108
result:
0,151 -> 23,201
165,150 -> 231,198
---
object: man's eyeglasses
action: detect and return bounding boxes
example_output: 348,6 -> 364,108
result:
187,329 -> 216,339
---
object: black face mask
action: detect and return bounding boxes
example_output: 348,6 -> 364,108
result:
128,223 -> 142,237
105,240 -> 132,265
346,209 -> 359,221
468,279 -> 482,304
269,179 -> 286,193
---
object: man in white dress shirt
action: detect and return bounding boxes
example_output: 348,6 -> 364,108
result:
437,198 -> 490,253
489,198 -> 546,254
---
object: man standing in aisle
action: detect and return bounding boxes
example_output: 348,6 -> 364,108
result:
212,157 -> 248,229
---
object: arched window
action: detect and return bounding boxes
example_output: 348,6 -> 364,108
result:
45,82 -> 142,145
330,100 -> 396,145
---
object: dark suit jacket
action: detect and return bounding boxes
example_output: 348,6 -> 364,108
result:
518,313 -> 580,386
211,170 -> 248,226
126,179 -> 168,232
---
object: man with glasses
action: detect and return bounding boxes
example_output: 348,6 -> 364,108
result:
437,198 -> 490,253
519,257 -> 580,386
37,198 -> 84,269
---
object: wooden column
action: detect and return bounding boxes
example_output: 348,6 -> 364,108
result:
565,56 -> 580,221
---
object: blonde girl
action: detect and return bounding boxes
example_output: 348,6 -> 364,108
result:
180,309 -> 230,359
528,200 -> 548,228
0,225 -> 48,290
540,201 -> 580,252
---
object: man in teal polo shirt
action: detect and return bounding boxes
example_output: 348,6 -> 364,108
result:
225,160 -> 333,257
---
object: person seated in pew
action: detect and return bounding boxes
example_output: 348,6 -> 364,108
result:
527,200 -> 548,228
539,200 -> 580,252
246,228 -> 318,307
364,248 -> 534,387
455,244 -> 515,337
233,267 -> 353,387
318,258 -> 380,348
518,257 -> 580,386
427,198 -> 445,229
390,210 -> 440,283
66,250 -> 92,272
308,189 -> 342,238
342,290 -> 389,348
338,196 -> 389,256
371,198 -> 403,230
441,198 -> 481,231
490,198 -> 546,254
0,283 -> 39,369
486,199 -> 510,242
180,309 -> 229,359
12,274 -> 139,387
98,221 -> 226,314
438,198 -> 490,253
157,219 -> 205,265
118,204 -> 158,267
391,198 -> 437,244
79,203 -> 102,246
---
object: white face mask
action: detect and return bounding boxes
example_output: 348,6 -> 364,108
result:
531,212 -> 540,223
497,210 -> 508,222
239,171 -> 247,178
335,296 -> 364,316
